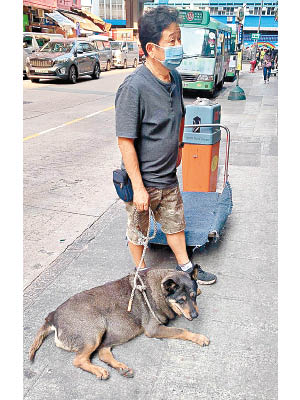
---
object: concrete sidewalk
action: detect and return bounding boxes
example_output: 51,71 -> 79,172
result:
23,69 -> 278,400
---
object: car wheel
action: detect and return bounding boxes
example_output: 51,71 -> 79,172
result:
123,59 -> 127,69
92,63 -> 100,79
30,78 -> 39,83
68,65 -> 77,84
106,60 -> 111,71
133,58 -> 138,68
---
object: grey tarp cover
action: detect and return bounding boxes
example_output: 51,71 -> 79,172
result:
150,182 -> 233,247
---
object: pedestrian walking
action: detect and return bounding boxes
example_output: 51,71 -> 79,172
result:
260,48 -> 266,68
115,6 -> 216,284
263,49 -> 272,83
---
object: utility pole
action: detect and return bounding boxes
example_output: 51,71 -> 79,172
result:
254,0 -> 264,56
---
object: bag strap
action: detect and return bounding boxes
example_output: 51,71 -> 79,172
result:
171,70 -> 185,116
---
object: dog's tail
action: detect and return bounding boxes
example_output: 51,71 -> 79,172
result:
29,316 -> 53,361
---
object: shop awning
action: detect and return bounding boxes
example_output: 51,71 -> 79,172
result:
59,11 -> 104,33
72,8 -> 111,32
45,11 -> 76,29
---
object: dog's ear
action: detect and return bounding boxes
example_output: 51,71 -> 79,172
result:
190,264 -> 199,281
161,278 -> 179,295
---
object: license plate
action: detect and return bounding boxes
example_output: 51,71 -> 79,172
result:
35,68 -> 49,73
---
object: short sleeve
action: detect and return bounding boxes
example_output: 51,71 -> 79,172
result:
115,81 -> 140,139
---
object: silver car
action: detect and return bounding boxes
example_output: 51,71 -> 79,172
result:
111,41 -> 139,69
23,32 -> 64,77
88,36 -> 113,71
25,39 -> 101,84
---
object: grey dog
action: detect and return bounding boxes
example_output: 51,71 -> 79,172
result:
29,266 -> 209,379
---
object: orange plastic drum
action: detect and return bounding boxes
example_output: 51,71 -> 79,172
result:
182,142 -> 220,192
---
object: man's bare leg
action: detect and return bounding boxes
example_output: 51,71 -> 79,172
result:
166,231 -> 189,265
128,241 -> 146,268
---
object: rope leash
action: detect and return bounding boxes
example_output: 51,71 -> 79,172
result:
127,207 -> 163,324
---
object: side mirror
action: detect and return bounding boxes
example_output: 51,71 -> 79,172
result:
23,42 -> 27,48
77,49 -> 83,54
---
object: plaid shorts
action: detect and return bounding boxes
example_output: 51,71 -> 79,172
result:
125,185 -> 186,245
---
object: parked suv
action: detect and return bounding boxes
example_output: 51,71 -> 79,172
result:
88,35 -> 113,71
111,41 -> 139,69
25,39 -> 101,84
23,32 -> 63,78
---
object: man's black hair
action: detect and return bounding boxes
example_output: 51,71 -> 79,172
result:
138,6 -> 180,57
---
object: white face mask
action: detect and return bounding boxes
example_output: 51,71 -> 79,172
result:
153,43 -> 184,70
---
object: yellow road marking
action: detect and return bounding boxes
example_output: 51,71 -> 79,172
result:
23,105 -> 115,142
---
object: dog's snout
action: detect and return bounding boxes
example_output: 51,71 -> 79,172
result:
191,310 -> 198,319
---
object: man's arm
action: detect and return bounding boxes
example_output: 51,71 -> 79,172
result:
176,116 -> 185,168
118,137 -> 149,212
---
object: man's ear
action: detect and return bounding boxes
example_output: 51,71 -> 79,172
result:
161,278 -> 179,295
190,265 -> 199,281
146,42 -> 155,58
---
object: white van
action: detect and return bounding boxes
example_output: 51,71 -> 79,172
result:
23,32 -> 64,77
111,41 -> 139,69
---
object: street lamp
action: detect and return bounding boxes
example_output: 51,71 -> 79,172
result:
254,0 -> 264,58
228,6 -> 246,100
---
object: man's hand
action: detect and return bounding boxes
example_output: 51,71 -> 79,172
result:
133,187 -> 150,212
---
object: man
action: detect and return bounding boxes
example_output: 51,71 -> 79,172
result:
115,6 -> 216,284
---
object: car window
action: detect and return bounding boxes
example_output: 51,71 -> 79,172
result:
79,43 -> 93,52
36,38 -> 50,48
95,41 -> 104,50
111,42 -> 122,50
40,41 -> 73,53
128,42 -> 133,51
23,36 -> 33,48
77,43 -> 85,52
87,43 -> 96,52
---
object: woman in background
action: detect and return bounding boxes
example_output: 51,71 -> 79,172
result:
263,49 -> 272,83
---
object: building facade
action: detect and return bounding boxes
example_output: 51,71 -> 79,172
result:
23,0 -> 82,32
81,0 -> 146,28
57,0 -> 82,10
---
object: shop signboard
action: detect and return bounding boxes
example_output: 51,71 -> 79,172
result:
236,23 -> 243,45
178,10 -> 210,25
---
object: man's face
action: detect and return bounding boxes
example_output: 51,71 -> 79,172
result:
152,22 -> 181,62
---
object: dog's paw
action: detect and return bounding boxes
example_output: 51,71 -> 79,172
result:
195,334 -> 210,347
95,368 -> 110,380
118,367 -> 134,378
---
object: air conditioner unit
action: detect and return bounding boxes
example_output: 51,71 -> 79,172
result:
38,9 -> 44,18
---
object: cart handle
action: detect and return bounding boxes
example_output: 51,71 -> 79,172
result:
183,124 -> 231,188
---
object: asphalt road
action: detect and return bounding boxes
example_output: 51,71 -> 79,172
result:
23,68 -> 132,288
